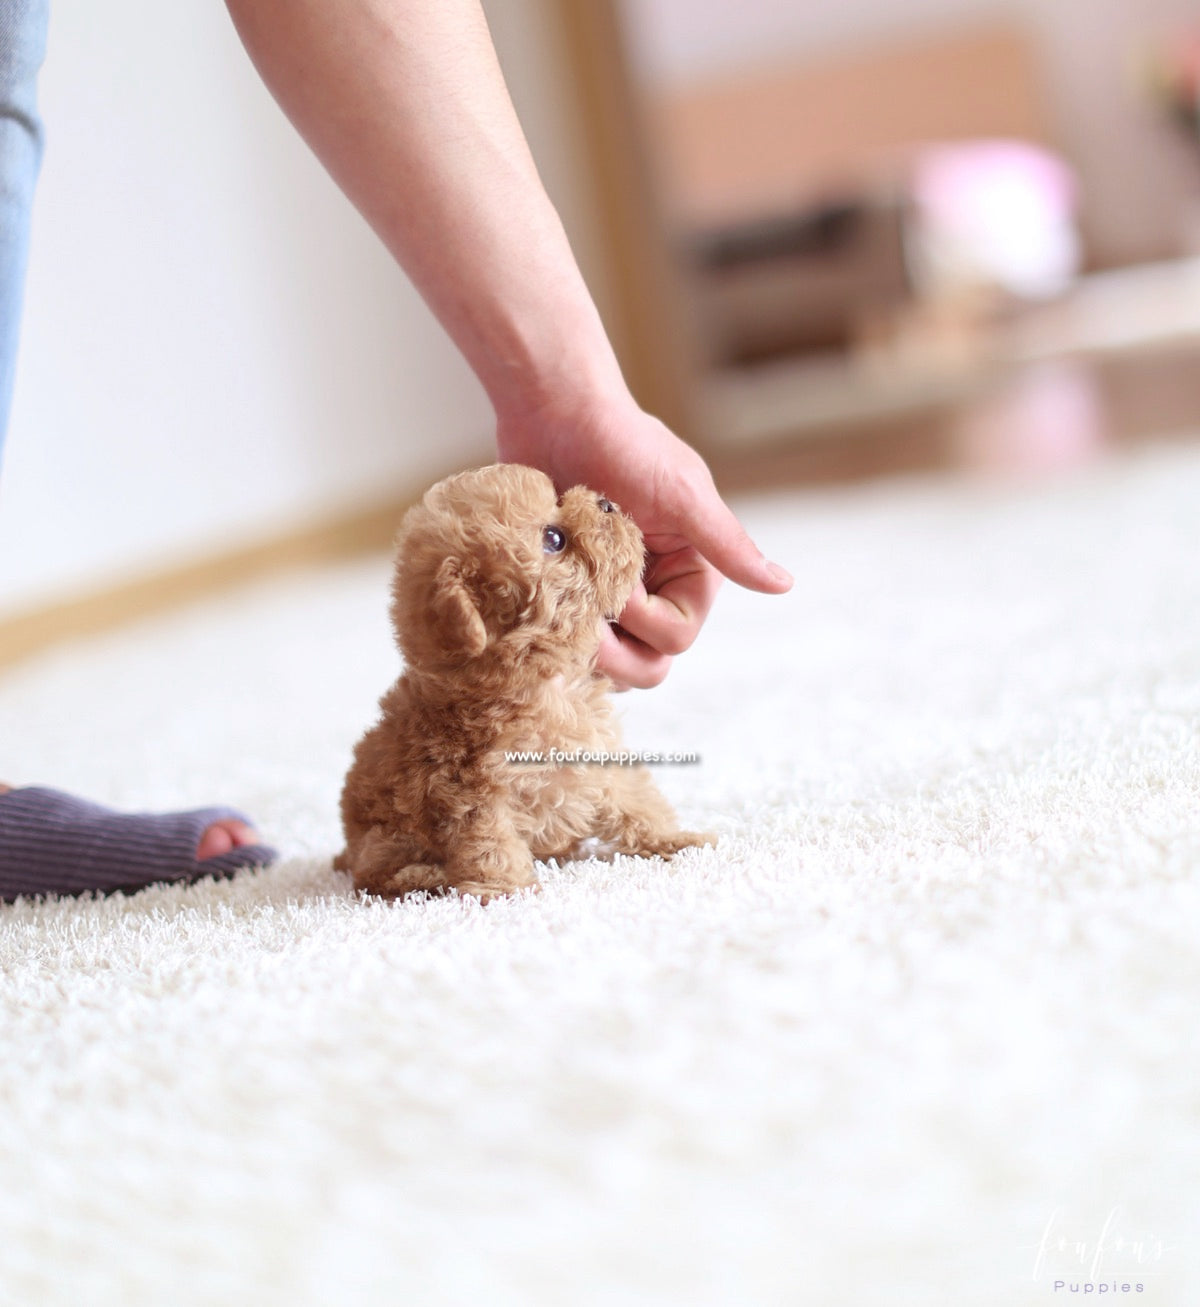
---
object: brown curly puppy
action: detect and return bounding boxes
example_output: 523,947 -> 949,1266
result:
336,463 -> 714,902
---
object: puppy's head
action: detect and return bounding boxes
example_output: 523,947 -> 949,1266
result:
391,463 -> 644,676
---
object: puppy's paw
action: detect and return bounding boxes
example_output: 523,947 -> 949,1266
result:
354,862 -> 446,899
623,828 -> 717,860
680,829 -> 718,852
454,876 -> 541,905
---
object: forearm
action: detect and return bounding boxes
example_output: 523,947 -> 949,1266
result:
226,0 -> 791,692
225,0 -> 623,420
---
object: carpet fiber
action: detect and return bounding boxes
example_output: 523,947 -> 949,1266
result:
2,444 -> 1199,1305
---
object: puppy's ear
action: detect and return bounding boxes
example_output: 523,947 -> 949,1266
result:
430,557 -> 488,659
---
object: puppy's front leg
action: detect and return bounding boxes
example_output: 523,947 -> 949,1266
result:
593,766 -> 716,859
442,807 -> 539,903
348,809 -> 536,904
346,826 -> 455,900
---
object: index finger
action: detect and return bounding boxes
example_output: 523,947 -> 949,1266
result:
663,472 -> 793,595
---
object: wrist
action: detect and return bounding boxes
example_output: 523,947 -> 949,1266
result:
491,323 -> 636,477
486,302 -> 627,428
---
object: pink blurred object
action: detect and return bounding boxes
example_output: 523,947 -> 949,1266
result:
908,140 -> 1082,301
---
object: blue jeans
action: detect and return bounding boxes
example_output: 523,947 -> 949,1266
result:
0,0 -> 46,463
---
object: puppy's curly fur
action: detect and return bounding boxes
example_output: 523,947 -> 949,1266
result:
336,463 -> 714,901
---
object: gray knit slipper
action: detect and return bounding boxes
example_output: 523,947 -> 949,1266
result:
0,786 -> 278,902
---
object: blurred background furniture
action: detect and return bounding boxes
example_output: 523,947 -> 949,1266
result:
560,2 -> 1200,478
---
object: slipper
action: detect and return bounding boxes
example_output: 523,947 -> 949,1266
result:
0,785 -> 278,902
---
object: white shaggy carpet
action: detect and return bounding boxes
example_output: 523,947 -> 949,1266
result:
3,443 -> 1200,1306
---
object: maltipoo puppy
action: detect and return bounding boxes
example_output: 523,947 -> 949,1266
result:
336,463 -> 713,901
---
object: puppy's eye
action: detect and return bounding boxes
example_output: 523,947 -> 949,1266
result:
542,525 -> 568,554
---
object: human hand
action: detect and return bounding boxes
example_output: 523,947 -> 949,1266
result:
228,0 -> 788,687
496,392 -> 792,689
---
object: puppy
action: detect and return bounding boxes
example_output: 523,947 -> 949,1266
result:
336,463 -> 714,901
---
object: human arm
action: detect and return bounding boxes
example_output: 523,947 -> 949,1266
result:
224,0 -> 792,686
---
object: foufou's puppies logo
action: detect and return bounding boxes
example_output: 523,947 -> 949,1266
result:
1031,1207 -> 1174,1293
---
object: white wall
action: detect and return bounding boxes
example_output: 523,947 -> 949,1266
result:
621,0 -> 1200,268
0,1 -> 501,617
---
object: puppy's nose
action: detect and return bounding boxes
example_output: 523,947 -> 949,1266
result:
597,497 -> 615,514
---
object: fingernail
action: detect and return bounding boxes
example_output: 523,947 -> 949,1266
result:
766,562 -> 793,587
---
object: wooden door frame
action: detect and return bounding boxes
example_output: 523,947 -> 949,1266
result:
547,0 -> 701,447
